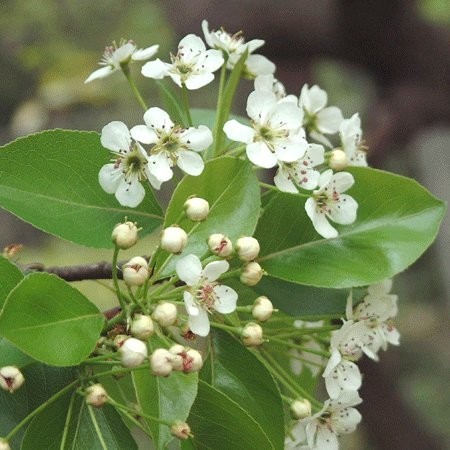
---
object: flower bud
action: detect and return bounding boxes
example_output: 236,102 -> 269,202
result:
290,398 -> 312,419
112,221 -> 139,249
184,197 -> 210,221
122,256 -> 149,287
131,314 -> 154,339
150,348 -> 173,376
240,262 -> 264,286
86,384 -> 108,407
241,322 -> 264,347
0,439 -> 11,450
170,421 -> 192,440
208,233 -> 233,257
0,366 -> 25,393
328,149 -> 348,171
169,345 -> 203,373
160,226 -> 188,254
152,302 -> 177,327
252,296 -> 274,322
236,236 -> 260,261
168,344 -> 186,371
119,337 -> 148,367
113,334 -> 128,348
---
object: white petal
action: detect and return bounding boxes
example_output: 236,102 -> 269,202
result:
183,292 -> 199,316
184,72 -> 215,90
176,254 -> 202,285
143,107 -> 173,132
167,72 -> 183,88
130,125 -> 159,145
246,90 -> 277,122
274,141 -> 305,163
98,164 -> 122,194
246,39 -> 265,53
246,141 -> 277,168
305,198 -> 338,239
141,59 -> 170,79
180,125 -> 213,151
148,154 -> 173,182
101,121 -> 131,152
132,44 -> 159,61
188,308 -> 210,336
202,260 -> 229,282
329,194 -> 358,225
145,169 -> 163,190
84,66 -> 115,83
177,151 -> 204,176
306,143 -> 326,166
274,168 -> 298,193
196,49 -> 224,72
201,20 -> 214,48
332,408 -> 362,434
323,348 -> 342,378
317,169 -> 334,190
300,84 -> 327,113
245,54 -> 276,77
115,178 -> 145,208
223,120 -> 255,144
213,285 -> 238,314
254,74 -> 274,92
314,426 -> 339,450
112,43 -> 135,64
368,279 -> 393,296
333,171 -> 355,193
338,360 -> 362,391
178,34 -> 206,60
269,102 -> 303,131
317,106 -> 344,134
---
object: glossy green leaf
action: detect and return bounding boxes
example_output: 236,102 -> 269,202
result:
0,256 -> 23,310
0,338 -> 34,368
188,381 -> 275,450
256,167 -> 446,288
132,339 -> 198,449
0,130 -> 163,248
202,330 -> 284,449
154,157 -> 260,278
0,273 -> 104,366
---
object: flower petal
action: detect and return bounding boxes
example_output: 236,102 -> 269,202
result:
132,44 -> 159,61
176,254 -> 202,286
130,125 -> 159,145
223,120 -> 255,144
300,84 -> 327,113
305,198 -> 338,238
178,34 -> 206,61
84,66 -> 115,83
188,308 -> 210,336
101,121 -> 131,153
196,49 -> 224,72
141,59 -> 170,79
213,285 -> 238,314
269,102 -> 303,132
274,141 -> 306,163
180,125 -> 213,151
202,260 -> 229,282
148,153 -> 173,182
246,90 -> 277,122
246,141 -> 277,168
317,106 -> 344,134
184,72 -> 215,90
183,292 -> 199,316
115,178 -> 145,208
98,164 -> 122,194
245,54 -> 276,77
143,107 -> 173,132
177,150 -> 204,176
274,168 -> 298,193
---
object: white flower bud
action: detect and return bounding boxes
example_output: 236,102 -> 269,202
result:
122,256 -> 149,287
170,421 -> 191,440
240,262 -> 264,286
329,149 -> 348,171
152,302 -> 177,327
113,334 -> 128,349
160,226 -> 188,254
112,221 -> 139,249
252,296 -> 274,322
236,236 -> 260,261
184,197 -> 210,221
130,314 -> 154,339
86,383 -> 108,407
290,398 -> 312,419
208,233 -> 233,257
119,337 -> 148,367
169,345 -> 203,373
150,348 -> 173,376
0,439 -> 11,450
168,344 -> 186,371
0,366 -> 25,393
241,322 -> 264,347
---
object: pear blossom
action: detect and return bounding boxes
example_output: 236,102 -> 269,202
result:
131,107 -> 212,182
305,169 -> 358,239
85,39 -> 159,83
299,84 -> 344,146
141,34 -> 224,90
254,74 -> 287,100
176,254 -> 238,336
339,113 -> 368,167
98,121 -> 161,207
274,143 -> 325,193
202,21 -> 275,77
223,90 -> 306,169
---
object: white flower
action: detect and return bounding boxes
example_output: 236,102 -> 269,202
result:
339,113 -> 368,167
85,39 -> 159,83
99,121 -> 161,207
304,169 -> 358,239
274,143 -> 325,193
176,254 -> 238,336
224,90 -> 306,169
202,21 -> 275,77
141,34 -> 224,90
131,107 -> 212,181
330,319 -> 372,362
299,84 -> 344,146
301,390 -> 362,450
254,74 -> 286,100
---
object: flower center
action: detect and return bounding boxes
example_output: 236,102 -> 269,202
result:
121,146 -> 148,182
194,282 -> 218,313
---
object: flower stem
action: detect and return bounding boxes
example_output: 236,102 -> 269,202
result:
268,336 -> 331,358
210,59 -> 228,159
122,66 -> 148,111
267,325 -> 339,339
181,84 -> 193,127
210,321 -> 242,335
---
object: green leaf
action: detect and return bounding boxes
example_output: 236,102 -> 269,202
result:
132,339 -> 198,449
0,256 -> 23,310
0,338 -> 34,368
256,167 -> 446,288
0,130 -> 163,248
0,273 -> 104,366
154,157 -> 260,278
188,380 -> 275,450
202,330 -> 284,449
157,80 -> 186,126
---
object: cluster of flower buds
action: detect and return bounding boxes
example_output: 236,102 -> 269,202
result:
150,345 -> 203,377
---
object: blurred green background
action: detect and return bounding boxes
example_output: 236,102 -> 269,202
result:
0,1 -> 449,448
